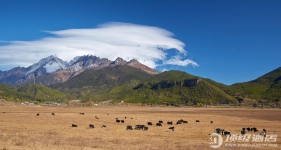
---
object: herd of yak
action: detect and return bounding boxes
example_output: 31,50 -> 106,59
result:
35,112 -> 211,132
35,112 -> 267,136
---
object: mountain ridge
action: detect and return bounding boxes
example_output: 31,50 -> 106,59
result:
0,55 -> 159,85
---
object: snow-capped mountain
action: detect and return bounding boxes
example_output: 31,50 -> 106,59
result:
0,55 -> 159,85
26,55 -> 68,75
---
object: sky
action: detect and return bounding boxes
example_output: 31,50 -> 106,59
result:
0,0 -> 280,85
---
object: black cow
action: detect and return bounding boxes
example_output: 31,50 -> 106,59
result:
210,121 -> 213,123
51,113 -> 55,116
169,127 -> 175,132
102,125 -> 106,128
242,127 -> 246,131
215,128 -> 221,134
121,120 -> 124,123
159,120 -> 163,124
182,120 -> 188,123
263,129 -> 267,134
253,127 -> 258,132
135,125 -> 145,130
125,117 -> 127,119
89,124 -> 94,128
223,131 -> 231,136
147,122 -> 153,126
144,127 -> 148,131
167,121 -> 173,125
247,127 -> 251,132
116,120 -> 120,123
196,120 -> 200,122
176,121 -> 182,125
72,124 -> 78,127
126,125 -> 133,130
36,113 -> 40,116
156,123 -> 162,127
241,130 -> 246,135
80,113 -> 84,115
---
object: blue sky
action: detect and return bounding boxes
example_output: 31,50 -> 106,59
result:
0,0 -> 280,85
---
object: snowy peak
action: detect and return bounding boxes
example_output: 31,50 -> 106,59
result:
26,55 -> 68,75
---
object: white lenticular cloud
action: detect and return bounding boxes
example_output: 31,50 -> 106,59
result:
0,22 -> 198,70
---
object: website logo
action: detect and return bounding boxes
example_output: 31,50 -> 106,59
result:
210,133 -> 223,148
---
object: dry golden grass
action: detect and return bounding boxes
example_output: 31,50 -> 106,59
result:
0,104 -> 281,150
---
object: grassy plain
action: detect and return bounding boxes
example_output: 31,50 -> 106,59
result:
0,102 -> 281,150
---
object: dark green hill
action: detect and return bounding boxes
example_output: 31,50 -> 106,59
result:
107,70 -> 237,105
229,67 -> 281,101
51,65 -> 154,101
0,84 -> 31,102
0,83 -> 71,103
18,84 -> 73,102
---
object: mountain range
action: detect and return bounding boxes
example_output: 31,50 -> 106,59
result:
0,55 -> 158,85
0,55 -> 280,106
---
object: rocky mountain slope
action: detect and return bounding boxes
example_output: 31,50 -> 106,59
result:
0,55 -> 159,85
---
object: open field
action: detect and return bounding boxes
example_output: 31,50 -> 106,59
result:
0,104 -> 281,150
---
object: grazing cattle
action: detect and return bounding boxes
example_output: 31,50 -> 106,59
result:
36,113 -> 40,116
196,120 -> 200,122
241,130 -> 246,135
253,127 -> 258,132
210,121 -> 213,123
116,120 -> 120,123
169,127 -> 175,132
247,127 -> 251,132
80,113 -> 84,115
131,118 -> 133,119
134,125 -> 145,130
215,128 -> 221,134
121,120 -> 124,123
144,127 -> 148,131
220,129 -> 225,135
261,129 -> 267,137
156,123 -> 162,127
176,121 -> 182,125
223,131 -> 231,136
125,117 -> 127,119
167,121 -> 173,125
147,122 -> 153,126
72,124 -> 78,127
242,127 -> 246,131
159,120 -> 163,124
51,113 -> 55,116
126,125 -> 133,130
102,125 -> 106,128
182,120 -> 188,123
89,124 -> 94,128
95,116 -> 99,119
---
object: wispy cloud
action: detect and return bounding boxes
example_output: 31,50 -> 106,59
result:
163,55 -> 199,67
0,22 -> 198,70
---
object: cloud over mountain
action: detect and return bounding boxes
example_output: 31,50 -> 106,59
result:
0,22 -> 197,71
